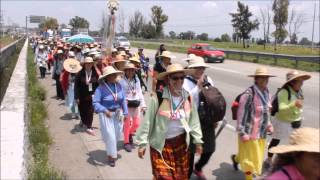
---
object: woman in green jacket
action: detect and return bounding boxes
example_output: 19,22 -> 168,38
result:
136,64 -> 203,180
265,70 -> 311,169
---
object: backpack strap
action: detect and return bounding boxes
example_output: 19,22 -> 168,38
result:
185,76 -> 197,85
281,167 -> 292,180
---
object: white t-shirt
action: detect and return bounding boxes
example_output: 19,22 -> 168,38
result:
183,75 -> 214,109
165,96 -> 186,139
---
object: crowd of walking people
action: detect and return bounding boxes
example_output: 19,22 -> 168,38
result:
31,37 -> 319,180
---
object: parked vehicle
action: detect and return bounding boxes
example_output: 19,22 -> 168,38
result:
113,36 -> 130,48
60,28 -> 71,41
187,43 -> 225,63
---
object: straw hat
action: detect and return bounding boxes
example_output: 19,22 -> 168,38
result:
99,66 -> 123,80
119,51 -> 128,57
187,56 -> 210,68
183,54 -> 196,62
112,48 -> 118,52
269,127 -> 319,154
112,55 -> 128,64
129,55 -> 141,64
157,64 -> 195,80
39,45 -> 44,49
248,67 -> 276,77
121,62 -> 137,71
82,48 -> 90,54
158,51 -> 176,59
83,57 -> 94,64
63,58 -> 82,73
283,70 -> 311,87
57,50 -> 64,54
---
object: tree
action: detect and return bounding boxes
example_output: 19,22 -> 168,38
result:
39,17 -> 59,30
129,11 -> 144,38
288,8 -> 305,44
140,21 -> 156,39
169,31 -> 176,39
60,23 -> 67,29
221,33 -> 231,42
69,16 -> 89,30
151,6 -> 168,38
272,0 -> 289,49
214,37 -> 222,42
299,37 -> 312,45
230,1 -> 259,48
259,7 -> 272,49
197,33 -> 209,41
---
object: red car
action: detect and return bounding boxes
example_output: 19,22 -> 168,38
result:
187,43 -> 225,63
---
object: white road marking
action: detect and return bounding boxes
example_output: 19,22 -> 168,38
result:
208,65 -> 246,75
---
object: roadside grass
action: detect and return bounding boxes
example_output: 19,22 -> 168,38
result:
0,35 -> 16,48
131,42 -> 320,72
27,46 -> 65,180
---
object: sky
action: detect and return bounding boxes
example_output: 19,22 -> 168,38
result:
1,0 -> 319,42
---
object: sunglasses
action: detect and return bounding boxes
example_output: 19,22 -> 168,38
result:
170,75 -> 185,81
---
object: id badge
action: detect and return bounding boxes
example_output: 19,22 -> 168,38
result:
88,83 -> 93,92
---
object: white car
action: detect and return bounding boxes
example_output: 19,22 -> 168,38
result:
114,36 -> 130,48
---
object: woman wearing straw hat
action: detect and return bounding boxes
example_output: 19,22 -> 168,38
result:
112,55 -> 129,71
136,63 -> 203,180
75,57 -> 99,135
52,49 -> 65,100
129,55 -> 148,92
266,127 -> 320,180
231,67 -> 275,180
93,66 -> 128,167
265,70 -> 311,169
36,45 -> 48,78
152,51 -> 175,100
119,63 -> 147,152
183,56 -> 215,179
60,58 -> 82,119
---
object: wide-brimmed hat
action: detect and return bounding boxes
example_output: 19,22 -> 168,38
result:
83,57 -> 94,64
248,67 -> 276,77
82,48 -> 90,54
119,51 -> 128,57
112,55 -> 128,64
283,70 -> 311,87
158,51 -> 176,59
63,58 -> 82,73
112,48 -> 118,52
39,45 -> 44,49
187,56 -> 210,68
183,54 -> 196,62
98,66 -> 123,80
121,62 -> 137,71
129,55 -> 140,64
157,64 -> 195,80
270,127 -> 319,154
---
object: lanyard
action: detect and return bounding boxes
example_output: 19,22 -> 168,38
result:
254,85 -> 269,106
125,76 -> 136,93
104,82 -> 118,102
168,90 -> 184,120
85,70 -> 92,84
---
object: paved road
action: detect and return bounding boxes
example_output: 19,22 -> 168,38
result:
41,49 -> 319,180
139,48 -> 320,130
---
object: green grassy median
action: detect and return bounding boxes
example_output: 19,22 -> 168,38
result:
27,46 -> 64,180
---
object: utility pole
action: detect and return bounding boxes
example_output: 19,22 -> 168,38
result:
311,1 -> 316,52
25,16 -> 28,37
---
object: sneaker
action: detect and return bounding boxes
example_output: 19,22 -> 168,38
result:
193,169 -> 207,180
123,143 -> 132,152
108,157 -> 116,167
231,154 -> 239,171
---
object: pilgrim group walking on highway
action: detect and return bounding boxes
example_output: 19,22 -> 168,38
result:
31,37 -> 319,180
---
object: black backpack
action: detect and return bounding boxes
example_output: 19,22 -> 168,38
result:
231,86 -> 255,120
186,76 -> 226,124
271,86 -> 291,116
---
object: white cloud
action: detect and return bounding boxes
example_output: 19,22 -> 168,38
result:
202,1 -> 217,9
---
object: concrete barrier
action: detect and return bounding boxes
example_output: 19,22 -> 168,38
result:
1,39 -> 28,179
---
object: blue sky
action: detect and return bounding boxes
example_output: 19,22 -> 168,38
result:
2,0 -> 319,42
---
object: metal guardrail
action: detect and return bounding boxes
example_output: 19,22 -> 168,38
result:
222,49 -> 320,68
0,38 -> 25,72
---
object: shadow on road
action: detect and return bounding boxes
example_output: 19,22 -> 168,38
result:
87,150 -> 107,166
212,162 -> 245,180
60,113 -> 73,120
